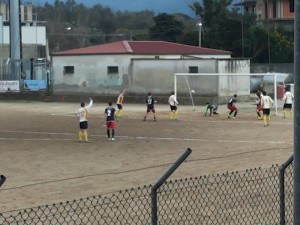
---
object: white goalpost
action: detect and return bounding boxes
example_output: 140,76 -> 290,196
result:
174,72 -> 289,115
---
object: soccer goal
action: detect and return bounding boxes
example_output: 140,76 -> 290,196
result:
174,72 -> 289,115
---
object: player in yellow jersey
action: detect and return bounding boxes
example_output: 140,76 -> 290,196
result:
261,91 -> 273,127
116,89 -> 126,118
77,97 -> 93,142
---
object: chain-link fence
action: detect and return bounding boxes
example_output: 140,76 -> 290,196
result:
0,163 -> 293,225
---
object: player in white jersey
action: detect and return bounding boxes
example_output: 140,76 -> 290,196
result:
261,91 -> 273,127
282,85 -> 294,118
168,91 -> 179,119
77,97 -> 93,142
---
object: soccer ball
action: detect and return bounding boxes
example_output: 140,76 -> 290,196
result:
191,90 -> 195,93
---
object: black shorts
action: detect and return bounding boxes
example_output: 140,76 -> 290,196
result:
117,104 -> 123,109
283,104 -> 292,109
263,108 -> 270,115
79,121 -> 88,129
170,105 -> 177,111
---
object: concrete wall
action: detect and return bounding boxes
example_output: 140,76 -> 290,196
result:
52,54 -> 230,95
52,54 -> 250,104
52,54 -> 133,95
130,58 -> 218,94
2,26 -> 46,45
218,60 -> 251,102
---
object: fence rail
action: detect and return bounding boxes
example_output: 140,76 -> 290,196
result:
0,163 -> 293,225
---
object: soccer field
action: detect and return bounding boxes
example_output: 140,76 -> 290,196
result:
0,101 -> 293,213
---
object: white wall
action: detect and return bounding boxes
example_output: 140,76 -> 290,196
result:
217,60 -> 251,97
3,26 -> 46,45
131,58 -> 219,94
52,54 -> 249,98
52,54 -> 133,94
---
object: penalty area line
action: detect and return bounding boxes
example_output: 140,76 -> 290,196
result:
0,130 -> 291,145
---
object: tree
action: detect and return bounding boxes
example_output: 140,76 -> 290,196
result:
149,13 -> 185,42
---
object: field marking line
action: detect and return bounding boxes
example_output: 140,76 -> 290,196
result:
0,137 -> 73,141
0,130 -> 292,145
207,120 -> 292,125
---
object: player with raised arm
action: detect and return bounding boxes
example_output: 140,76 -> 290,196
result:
116,89 -> 126,118
282,85 -> 294,119
168,91 -> 179,120
227,94 -> 238,119
143,92 -> 157,121
261,91 -> 274,127
104,102 -> 118,141
77,97 -> 93,143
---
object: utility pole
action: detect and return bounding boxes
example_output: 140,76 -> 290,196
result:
9,0 -> 21,80
294,0 -> 300,224
198,18 -> 202,47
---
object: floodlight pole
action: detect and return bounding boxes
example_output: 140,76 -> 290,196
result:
198,20 -> 202,47
294,0 -> 300,224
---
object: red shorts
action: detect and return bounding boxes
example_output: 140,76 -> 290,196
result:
147,108 -> 155,113
106,121 -> 116,129
256,105 -> 262,112
227,105 -> 237,111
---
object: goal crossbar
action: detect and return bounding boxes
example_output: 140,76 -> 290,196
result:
174,72 -> 289,115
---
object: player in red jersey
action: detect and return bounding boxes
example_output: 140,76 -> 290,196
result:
255,91 -> 263,120
227,94 -> 238,119
104,102 -> 118,141
143,92 -> 157,121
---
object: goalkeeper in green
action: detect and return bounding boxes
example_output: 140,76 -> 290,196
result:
204,103 -> 219,116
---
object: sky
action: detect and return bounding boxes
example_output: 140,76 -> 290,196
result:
34,0 -> 197,16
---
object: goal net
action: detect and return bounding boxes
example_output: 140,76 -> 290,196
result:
174,72 -> 289,115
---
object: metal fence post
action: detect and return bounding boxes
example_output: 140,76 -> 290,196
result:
0,175 -> 6,187
279,155 -> 293,225
151,148 -> 192,225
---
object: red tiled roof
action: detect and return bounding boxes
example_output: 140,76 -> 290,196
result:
52,41 -> 231,56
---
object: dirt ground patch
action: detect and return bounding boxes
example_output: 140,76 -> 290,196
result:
0,101 -> 293,213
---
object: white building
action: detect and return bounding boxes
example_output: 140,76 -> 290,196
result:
51,41 -> 250,103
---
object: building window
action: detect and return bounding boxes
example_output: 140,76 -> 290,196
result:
107,66 -> 119,74
189,66 -> 198,74
289,0 -> 294,12
63,66 -> 74,74
265,2 -> 268,19
272,0 -> 276,18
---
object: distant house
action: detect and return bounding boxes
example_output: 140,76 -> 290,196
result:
51,41 -> 250,103
235,0 -> 294,30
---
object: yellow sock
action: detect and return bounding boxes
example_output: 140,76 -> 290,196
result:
174,111 -> 178,119
78,131 -> 83,141
268,115 -> 271,124
118,109 -> 123,117
170,112 -> 173,119
291,110 -> 294,118
283,110 -> 286,118
83,130 -> 88,141
263,115 -> 267,125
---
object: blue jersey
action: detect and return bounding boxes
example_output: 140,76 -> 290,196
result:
105,106 -> 116,121
228,97 -> 236,106
146,96 -> 154,109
